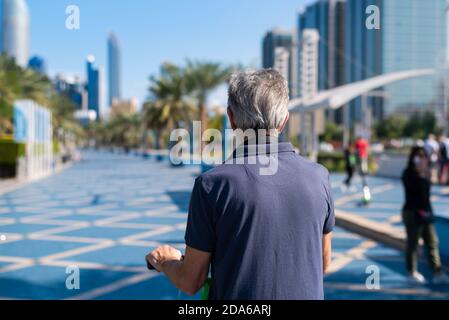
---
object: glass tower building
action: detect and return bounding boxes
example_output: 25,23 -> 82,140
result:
107,32 -> 122,107
262,28 -> 297,96
262,29 -> 293,69
345,0 -> 447,121
55,74 -> 87,111
297,0 -> 346,121
0,0 -> 30,68
86,55 -> 104,121
28,55 -> 47,74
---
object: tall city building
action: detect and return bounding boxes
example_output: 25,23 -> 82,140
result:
299,29 -> 324,153
262,28 -> 298,97
299,29 -> 320,101
28,55 -> 47,74
297,0 -> 346,122
273,47 -> 290,84
86,55 -> 105,121
0,0 -> 30,68
262,28 -> 293,69
107,32 -> 122,107
298,0 -> 346,91
345,0 -> 447,122
55,74 -> 87,111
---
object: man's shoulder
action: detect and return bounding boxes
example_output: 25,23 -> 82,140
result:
293,153 -> 330,178
195,163 -> 246,189
196,154 -> 330,188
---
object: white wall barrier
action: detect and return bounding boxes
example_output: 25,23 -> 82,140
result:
13,100 -> 53,180
375,154 -> 408,179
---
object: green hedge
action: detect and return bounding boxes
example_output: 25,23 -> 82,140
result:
53,139 -> 59,155
318,152 -> 377,173
0,140 -> 26,165
318,152 -> 346,172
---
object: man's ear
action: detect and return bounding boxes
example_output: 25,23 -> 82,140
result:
278,112 -> 290,134
227,108 -> 237,130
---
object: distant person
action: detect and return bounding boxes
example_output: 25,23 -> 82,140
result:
355,136 -> 371,204
424,134 -> 439,183
402,146 -> 449,285
355,136 -> 369,176
343,143 -> 357,191
146,69 -> 335,300
438,135 -> 449,185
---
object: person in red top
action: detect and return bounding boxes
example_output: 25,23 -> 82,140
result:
355,136 -> 369,174
355,136 -> 371,204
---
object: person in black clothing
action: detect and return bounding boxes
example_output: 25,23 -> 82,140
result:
438,135 -> 449,184
343,143 -> 356,190
402,146 -> 449,285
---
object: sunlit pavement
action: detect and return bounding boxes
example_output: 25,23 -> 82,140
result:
1,151 -> 449,300
327,174 -> 449,299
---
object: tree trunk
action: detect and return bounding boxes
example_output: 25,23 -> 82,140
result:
141,129 -> 148,153
155,131 -> 161,150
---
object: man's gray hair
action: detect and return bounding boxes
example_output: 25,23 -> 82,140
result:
228,69 -> 289,131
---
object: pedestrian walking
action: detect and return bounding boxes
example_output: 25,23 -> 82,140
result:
402,146 -> 449,285
438,135 -> 449,185
355,136 -> 371,205
343,143 -> 357,191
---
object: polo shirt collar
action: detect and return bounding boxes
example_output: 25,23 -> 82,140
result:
231,142 -> 295,159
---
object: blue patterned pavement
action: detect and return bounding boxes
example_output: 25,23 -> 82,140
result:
0,151 -> 449,300
326,173 -> 449,299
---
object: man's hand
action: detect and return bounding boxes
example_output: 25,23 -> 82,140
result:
145,246 -> 211,296
146,245 -> 182,272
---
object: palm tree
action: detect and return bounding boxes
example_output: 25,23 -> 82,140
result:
0,54 -> 22,136
47,92 -> 85,146
142,101 -> 167,149
102,113 -> 142,150
20,68 -> 52,106
0,53 -> 84,145
143,63 -> 193,149
184,60 -> 231,139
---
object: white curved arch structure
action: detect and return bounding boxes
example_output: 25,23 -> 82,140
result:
290,68 -> 436,158
289,69 -> 435,112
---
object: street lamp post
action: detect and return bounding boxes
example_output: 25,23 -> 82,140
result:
360,91 -> 389,142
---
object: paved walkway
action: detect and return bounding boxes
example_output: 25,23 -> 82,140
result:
326,174 -> 449,299
0,151 -> 449,300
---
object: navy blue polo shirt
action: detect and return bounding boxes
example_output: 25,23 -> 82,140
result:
185,142 -> 335,300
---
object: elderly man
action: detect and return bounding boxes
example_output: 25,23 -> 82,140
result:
146,69 -> 334,300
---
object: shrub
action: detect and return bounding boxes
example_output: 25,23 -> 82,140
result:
53,139 -> 59,155
318,151 -> 377,173
318,152 -> 346,172
0,140 -> 26,165
0,140 -> 26,178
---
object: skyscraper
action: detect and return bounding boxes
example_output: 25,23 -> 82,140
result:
55,74 -> 87,111
262,28 -> 293,69
345,0 -> 447,121
299,29 -> 320,102
28,55 -> 47,74
297,0 -> 346,122
262,28 -> 297,97
107,32 -> 122,107
299,29 -> 323,153
86,55 -> 104,121
298,0 -> 346,91
0,0 -> 30,68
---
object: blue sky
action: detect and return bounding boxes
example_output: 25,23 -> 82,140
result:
28,0 -> 312,106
